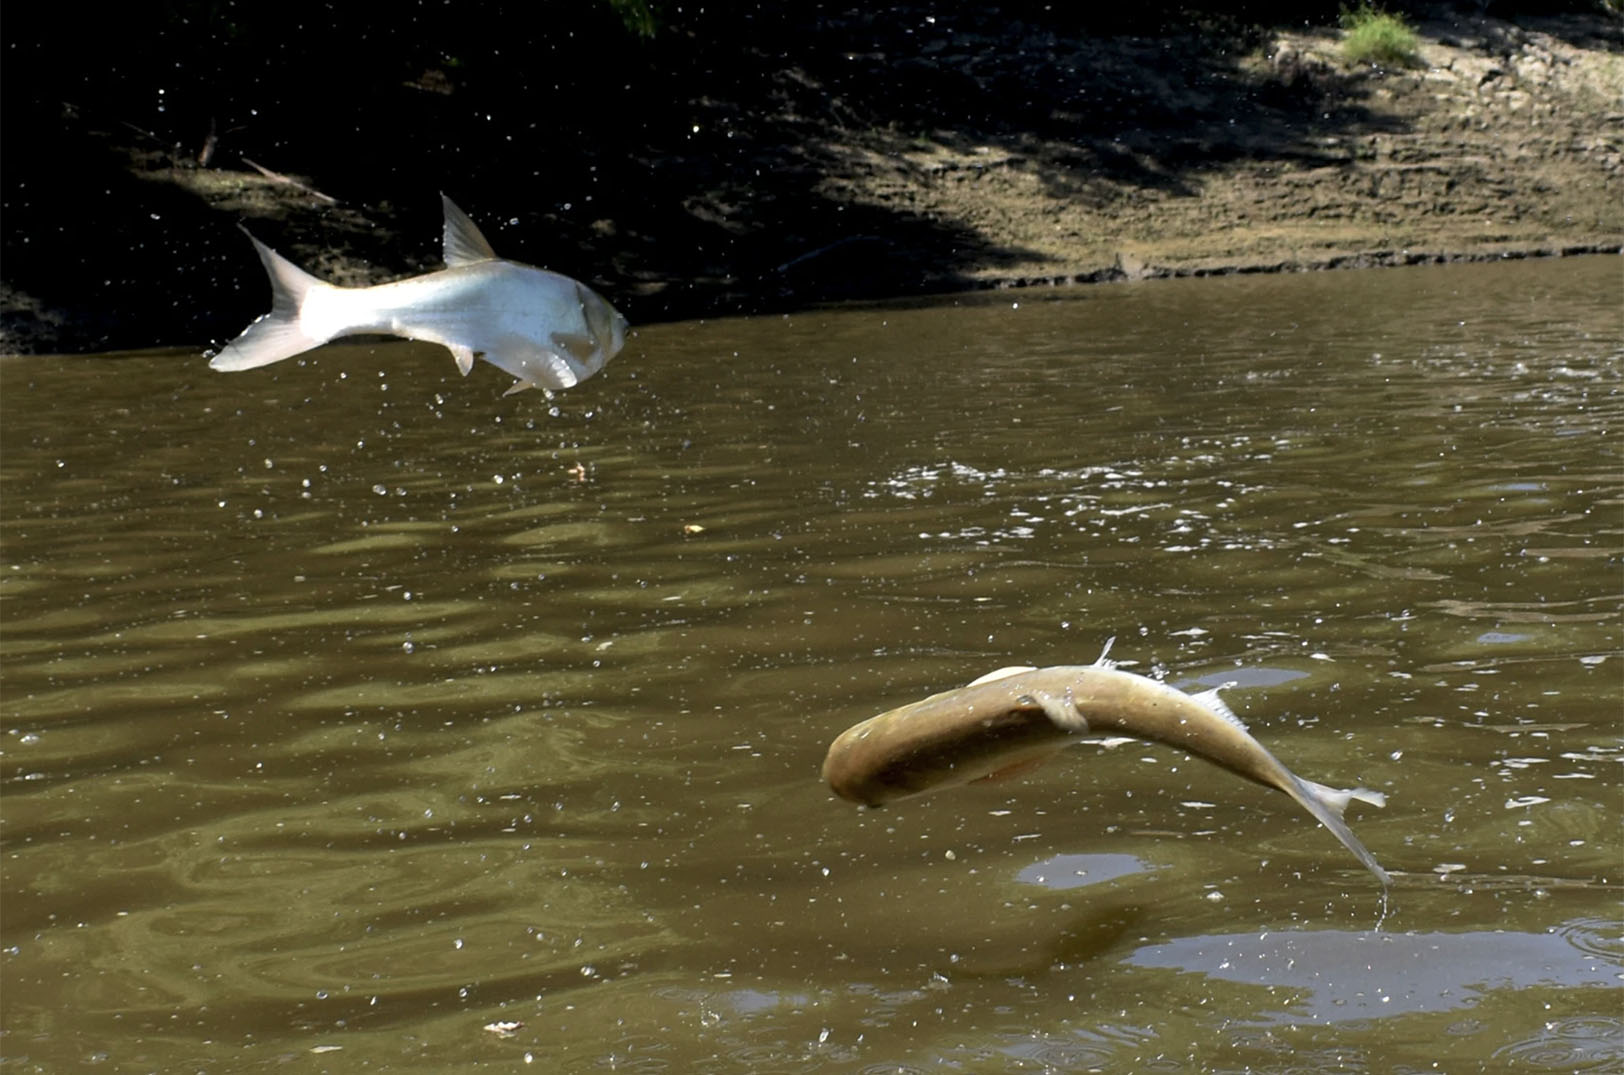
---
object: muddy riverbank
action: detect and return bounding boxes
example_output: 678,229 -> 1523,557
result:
1,5 -> 1619,355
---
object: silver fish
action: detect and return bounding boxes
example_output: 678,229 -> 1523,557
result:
822,638 -> 1391,885
209,195 -> 627,396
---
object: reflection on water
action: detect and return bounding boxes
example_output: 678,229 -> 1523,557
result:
1128,926 -> 1620,1023
1016,852 -> 1149,890
2,256 -> 1620,1071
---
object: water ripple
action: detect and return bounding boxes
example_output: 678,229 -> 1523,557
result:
1493,1016 -> 1624,1071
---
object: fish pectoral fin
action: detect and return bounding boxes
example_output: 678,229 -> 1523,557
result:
1021,690 -> 1090,733
1093,635 -> 1118,669
548,331 -> 601,379
483,345 -> 580,391
450,345 -> 477,376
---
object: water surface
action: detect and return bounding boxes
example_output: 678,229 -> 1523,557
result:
3,256 -> 1620,1072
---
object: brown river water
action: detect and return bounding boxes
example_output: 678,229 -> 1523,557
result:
2,256 -> 1620,1072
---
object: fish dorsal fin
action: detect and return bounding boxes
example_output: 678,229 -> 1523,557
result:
441,193 -> 499,266
968,665 -> 1037,686
1190,683 -> 1246,730
1093,636 -> 1118,670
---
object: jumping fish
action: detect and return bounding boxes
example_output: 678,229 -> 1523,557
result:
821,639 -> 1390,884
209,195 -> 627,396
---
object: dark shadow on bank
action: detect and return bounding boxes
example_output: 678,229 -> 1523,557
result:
0,1 -> 1574,354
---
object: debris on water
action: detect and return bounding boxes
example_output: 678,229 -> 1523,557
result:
484,1020 -> 523,1039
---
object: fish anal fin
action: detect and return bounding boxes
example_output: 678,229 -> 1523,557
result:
449,345 -> 477,376
441,193 -> 499,266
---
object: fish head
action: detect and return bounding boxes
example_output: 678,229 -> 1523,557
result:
577,283 -> 628,371
514,284 -> 626,394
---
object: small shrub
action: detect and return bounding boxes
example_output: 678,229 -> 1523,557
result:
605,0 -> 658,38
1339,4 -> 1420,68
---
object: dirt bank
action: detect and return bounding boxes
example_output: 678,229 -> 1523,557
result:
866,9 -> 1623,286
1,7 -> 1619,356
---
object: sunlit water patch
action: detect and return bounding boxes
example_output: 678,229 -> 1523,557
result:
1127,926 -> 1622,1024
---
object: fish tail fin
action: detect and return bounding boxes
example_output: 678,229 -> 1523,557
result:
209,229 -> 331,371
1302,779 -> 1388,813
1291,776 -> 1392,887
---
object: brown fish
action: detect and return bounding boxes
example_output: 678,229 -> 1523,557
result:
822,639 -> 1390,885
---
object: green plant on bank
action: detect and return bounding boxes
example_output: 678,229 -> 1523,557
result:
605,0 -> 658,38
1339,4 -> 1420,68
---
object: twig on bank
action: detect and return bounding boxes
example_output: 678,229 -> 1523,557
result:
198,118 -> 218,167
240,157 -> 339,204
117,118 -> 169,146
775,234 -> 884,274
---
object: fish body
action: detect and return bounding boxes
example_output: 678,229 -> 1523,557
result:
209,195 -> 627,395
822,640 -> 1391,884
